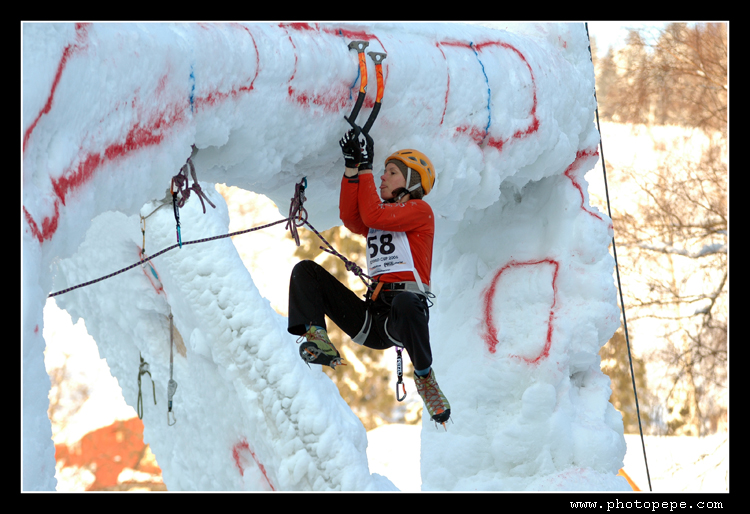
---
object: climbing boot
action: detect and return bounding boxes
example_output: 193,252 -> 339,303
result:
415,369 -> 451,425
298,326 -> 345,369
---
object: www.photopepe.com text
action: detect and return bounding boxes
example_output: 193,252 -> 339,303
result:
570,500 -> 723,511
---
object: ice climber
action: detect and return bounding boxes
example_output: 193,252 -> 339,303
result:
287,129 -> 451,425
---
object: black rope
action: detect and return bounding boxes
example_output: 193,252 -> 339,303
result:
285,177 -> 375,293
47,177 -> 368,299
302,219 -> 375,293
585,23 -> 652,492
48,218 -> 290,298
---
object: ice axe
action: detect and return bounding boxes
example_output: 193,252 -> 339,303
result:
344,40 -> 369,130
360,51 -> 387,135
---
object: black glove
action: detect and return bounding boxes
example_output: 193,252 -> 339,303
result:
339,129 -> 362,169
359,132 -> 374,171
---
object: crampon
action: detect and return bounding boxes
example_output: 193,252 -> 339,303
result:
299,343 -> 346,369
415,369 -> 451,430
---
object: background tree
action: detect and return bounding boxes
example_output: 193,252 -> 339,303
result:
609,136 -> 727,436
216,184 -> 422,429
599,327 -> 652,434
596,22 -> 727,132
47,351 -> 91,438
591,22 -> 728,436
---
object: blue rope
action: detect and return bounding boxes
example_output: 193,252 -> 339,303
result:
470,42 -> 492,142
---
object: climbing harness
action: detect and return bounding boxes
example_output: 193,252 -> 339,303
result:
137,354 -> 157,419
167,311 -> 178,426
585,23 -> 651,491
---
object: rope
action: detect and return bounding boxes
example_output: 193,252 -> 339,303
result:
46,178 -> 367,298
302,219 -> 375,292
286,177 -> 375,292
46,173 -> 375,431
585,23 -> 652,492
48,218 -> 290,298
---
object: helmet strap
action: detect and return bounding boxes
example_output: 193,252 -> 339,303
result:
387,187 -> 411,203
385,164 -> 423,203
403,167 -> 423,194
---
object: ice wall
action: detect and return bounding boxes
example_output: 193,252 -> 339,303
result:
22,22 -> 628,491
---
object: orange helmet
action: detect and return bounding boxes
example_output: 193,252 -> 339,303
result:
385,149 -> 436,196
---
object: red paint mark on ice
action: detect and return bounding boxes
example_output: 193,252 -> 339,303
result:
24,104 -> 183,243
23,203 -> 59,244
232,439 -> 275,491
23,24 -> 90,154
281,22 -> 383,45
435,42 -> 450,126
281,24 -> 385,114
192,24 -> 259,110
563,148 -> 612,228
22,23 -> 190,244
21,25 -> 545,246
481,259 -> 559,364
439,39 -> 539,150
455,125 -> 506,151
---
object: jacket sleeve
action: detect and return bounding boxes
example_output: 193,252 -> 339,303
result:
339,174 -> 369,237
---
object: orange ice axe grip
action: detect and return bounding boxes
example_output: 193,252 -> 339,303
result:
345,40 -> 370,129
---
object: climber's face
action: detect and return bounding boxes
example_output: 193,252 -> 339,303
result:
380,162 -> 407,201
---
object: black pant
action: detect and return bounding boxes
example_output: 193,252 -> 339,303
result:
288,260 -> 432,371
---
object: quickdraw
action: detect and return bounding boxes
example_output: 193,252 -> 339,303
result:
170,147 -> 217,248
171,184 -> 182,248
137,354 -> 157,420
171,146 -> 216,214
167,312 -> 178,426
395,347 -> 406,402
286,177 -> 308,247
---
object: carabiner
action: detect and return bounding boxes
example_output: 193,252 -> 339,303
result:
395,348 -> 406,402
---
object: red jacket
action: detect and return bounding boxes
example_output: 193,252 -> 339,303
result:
340,173 -> 434,286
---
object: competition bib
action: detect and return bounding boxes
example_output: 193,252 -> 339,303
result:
366,228 -> 415,278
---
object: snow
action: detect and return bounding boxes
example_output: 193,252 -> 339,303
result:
42,304 -> 728,493
24,22 -> 629,491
